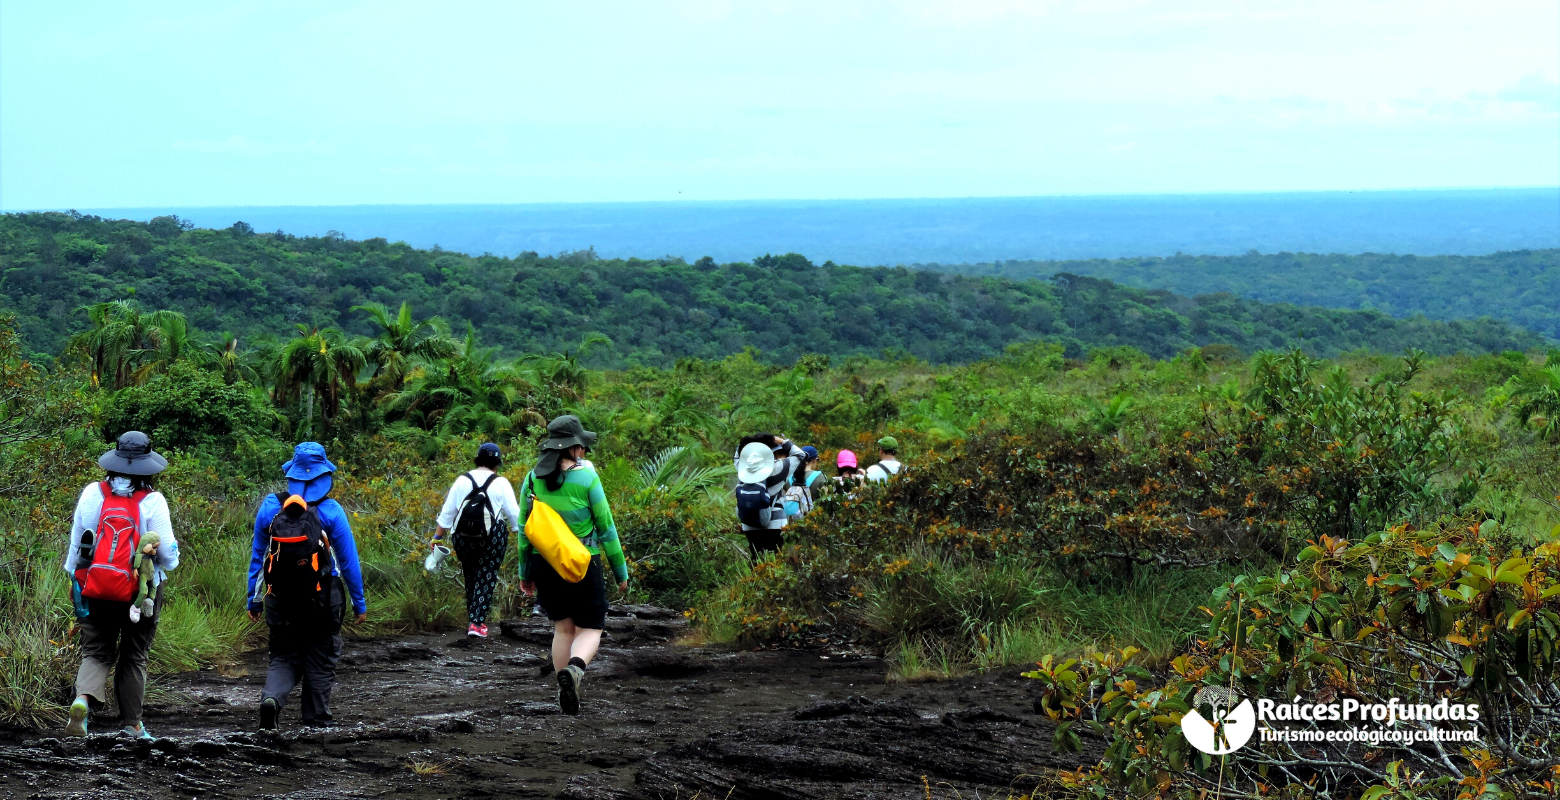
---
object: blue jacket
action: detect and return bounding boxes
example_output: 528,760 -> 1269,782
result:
248,495 -> 367,616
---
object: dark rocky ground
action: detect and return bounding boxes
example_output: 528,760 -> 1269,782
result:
0,607 -> 1097,799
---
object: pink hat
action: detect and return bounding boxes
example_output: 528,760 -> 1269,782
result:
837,449 -> 858,469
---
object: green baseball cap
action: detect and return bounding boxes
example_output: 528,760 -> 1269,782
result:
877,436 -> 899,450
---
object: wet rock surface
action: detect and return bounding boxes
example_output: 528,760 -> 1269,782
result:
0,607 -> 1095,799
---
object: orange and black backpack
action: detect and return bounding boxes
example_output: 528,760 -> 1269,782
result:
263,494 -> 335,618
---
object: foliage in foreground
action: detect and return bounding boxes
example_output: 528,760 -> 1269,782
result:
1033,521 -> 1560,799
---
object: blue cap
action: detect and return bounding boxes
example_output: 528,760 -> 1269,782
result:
801,445 -> 819,461
478,442 -> 501,459
282,442 -> 337,481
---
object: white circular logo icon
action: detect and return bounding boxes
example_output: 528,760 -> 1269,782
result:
1182,687 -> 1256,755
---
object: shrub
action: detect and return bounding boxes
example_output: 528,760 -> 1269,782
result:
1038,520 -> 1560,799
101,361 -> 279,454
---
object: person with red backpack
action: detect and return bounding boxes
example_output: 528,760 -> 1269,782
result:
246,442 -> 367,730
63,431 -> 179,739
431,442 -> 521,638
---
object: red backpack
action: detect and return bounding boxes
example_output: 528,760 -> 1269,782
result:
76,482 -> 147,603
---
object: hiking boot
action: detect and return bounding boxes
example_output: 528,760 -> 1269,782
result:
467,623 -> 488,638
66,697 -> 88,737
259,697 -> 278,730
557,664 -> 584,715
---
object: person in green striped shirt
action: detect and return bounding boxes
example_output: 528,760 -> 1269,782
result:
518,415 -> 629,715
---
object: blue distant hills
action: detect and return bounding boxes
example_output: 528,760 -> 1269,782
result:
79,188 -> 1560,266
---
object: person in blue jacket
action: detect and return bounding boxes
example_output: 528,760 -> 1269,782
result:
246,442 -> 367,730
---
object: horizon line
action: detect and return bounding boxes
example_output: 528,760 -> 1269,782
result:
16,184 -> 1560,214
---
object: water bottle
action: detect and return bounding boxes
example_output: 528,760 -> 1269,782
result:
71,580 -> 90,619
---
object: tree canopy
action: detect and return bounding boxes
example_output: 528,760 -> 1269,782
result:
0,211 -> 1543,366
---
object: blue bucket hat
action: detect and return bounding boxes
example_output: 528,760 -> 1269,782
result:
282,442 -> 336,503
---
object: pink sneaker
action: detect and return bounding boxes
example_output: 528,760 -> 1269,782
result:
467,623 -> 488,638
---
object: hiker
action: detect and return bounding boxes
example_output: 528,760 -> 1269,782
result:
64,431 -> 179,739
432,442 -> 521,638
518,415 -> 629,715
248,442 -> 368,730
865,437 -> 904,482
835,449 -> 864,486
783,445 -> 829,515
735,433 -> 804,557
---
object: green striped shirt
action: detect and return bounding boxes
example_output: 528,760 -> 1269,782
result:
518,465 -> 628,583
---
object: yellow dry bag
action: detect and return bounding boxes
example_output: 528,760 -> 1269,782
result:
525,474 -> 592,583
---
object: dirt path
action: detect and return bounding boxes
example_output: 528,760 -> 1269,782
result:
0,607 -> 1096,799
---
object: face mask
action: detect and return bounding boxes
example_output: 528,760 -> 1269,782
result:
109,476 -> 135,496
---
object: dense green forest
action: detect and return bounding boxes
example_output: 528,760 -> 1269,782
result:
0,211 -> 1543,365
924,248 -> 1560,338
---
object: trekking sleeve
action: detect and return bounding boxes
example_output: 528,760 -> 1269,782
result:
434,477 -> 468,530
517,473 -> 537,581
587,474 -> 629,583
247,494 -> 280,611
493,477 -> 522,534
316,502 -> 368,614
142,492 -> 179,574
319,501 -> 368,616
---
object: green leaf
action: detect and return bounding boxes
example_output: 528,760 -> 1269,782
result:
1437,543 -> 1459,561
1288,605 -> 1311,628
1461,653 -> 1477,677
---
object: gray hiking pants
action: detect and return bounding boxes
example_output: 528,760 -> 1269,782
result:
75,582 -> 165,725
262,623 -> 344,722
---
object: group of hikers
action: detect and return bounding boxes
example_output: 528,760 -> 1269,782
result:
61,419 -> 904,737
734,434 -> 903,557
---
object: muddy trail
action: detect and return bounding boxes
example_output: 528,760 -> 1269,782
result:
0,607 -> 1097,799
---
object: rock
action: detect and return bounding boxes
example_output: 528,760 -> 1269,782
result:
612,604 -> 681,620
436,717 -> 476,733
622,650 -> 711,679
941,707 -> 1024,728
498,619 -> 555,645
493,652 -> 544,668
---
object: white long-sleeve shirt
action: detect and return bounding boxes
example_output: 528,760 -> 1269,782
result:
435,469 -> 522,533
64,483 -> 180,582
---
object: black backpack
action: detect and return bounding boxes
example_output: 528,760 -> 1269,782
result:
263,494 -> 335,616
454,472 -> 500,543
735,480 -> 774,528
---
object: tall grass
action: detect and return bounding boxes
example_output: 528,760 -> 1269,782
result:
868,554 -> 1248,681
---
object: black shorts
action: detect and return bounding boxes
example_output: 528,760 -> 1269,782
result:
531,553 -> 608,631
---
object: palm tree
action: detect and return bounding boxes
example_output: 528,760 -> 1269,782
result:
69,301 -> 191,389
383,328 -> 544,441
131,311 -> 204,383
273,325 -> 367,439
1514,365 -> 1560,441
523,332 -> 611,401
628,446 -> 732,505
352,301 -> 460,392
208,333 -> 264,385
614,385 -> 720,452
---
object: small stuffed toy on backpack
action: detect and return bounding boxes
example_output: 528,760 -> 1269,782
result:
128,532 -> 160,623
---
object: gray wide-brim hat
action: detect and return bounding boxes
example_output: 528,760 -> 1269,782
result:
540,415 -> 597,451
98,431 -> 168,476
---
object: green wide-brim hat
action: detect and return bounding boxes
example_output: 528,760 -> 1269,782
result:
541,414 -> 598,451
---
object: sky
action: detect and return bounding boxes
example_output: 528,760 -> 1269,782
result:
2,0 -> 1557,210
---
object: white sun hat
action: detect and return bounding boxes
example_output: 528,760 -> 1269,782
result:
737,442 -> 776,484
